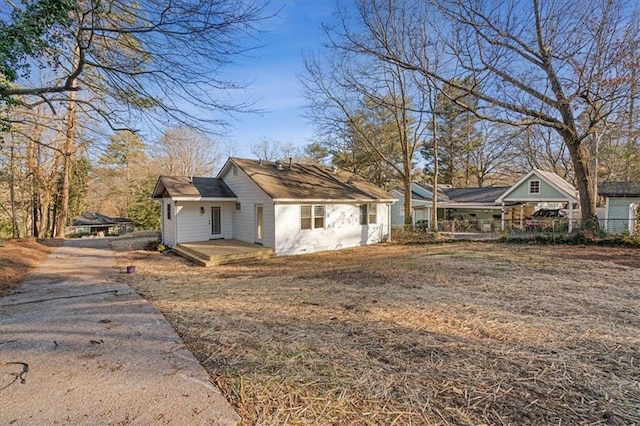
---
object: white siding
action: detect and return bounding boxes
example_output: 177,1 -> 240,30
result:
174,202 -> 235,244
223,203 -> 234,239
221,167 -> 275,247
274,202 -> 390,256
162,200 -> 176,247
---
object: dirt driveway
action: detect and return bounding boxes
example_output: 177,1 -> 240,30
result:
0,238 -> 238,425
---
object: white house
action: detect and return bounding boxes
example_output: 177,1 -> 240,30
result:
599,182 -> 640,235
152,157 -> 396,256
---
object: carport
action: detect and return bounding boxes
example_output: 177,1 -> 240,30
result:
496,170 -> 579,232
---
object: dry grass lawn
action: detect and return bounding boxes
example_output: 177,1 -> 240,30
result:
111,240 -> 640,425
0,238 -> 63,297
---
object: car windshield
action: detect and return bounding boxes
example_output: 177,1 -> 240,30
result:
532,209 -> 565,218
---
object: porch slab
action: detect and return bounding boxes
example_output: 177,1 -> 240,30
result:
174,239 -> 275,267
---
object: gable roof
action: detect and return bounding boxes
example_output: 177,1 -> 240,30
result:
152,176 -> 237,200
220,157 -> 395,202
496,169 -> 578,204
599,181 -> 640,197
413,182 -> 449,202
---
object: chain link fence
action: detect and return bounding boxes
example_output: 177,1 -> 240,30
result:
410,217 -> 638,237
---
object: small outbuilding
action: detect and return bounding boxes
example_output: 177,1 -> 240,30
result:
598,182 -> 640,235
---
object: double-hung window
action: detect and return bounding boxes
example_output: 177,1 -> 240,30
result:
360,204 -> 377,225
301,205 -> 325,230
368,204 -> 377,224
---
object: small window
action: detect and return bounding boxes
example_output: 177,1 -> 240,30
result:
167,203 -> 172,220
232,165 -> 238,176
235,202 -> 241,211
360,204 -> 376,225
301,205 -> 312,230
314,205 -> 325,229
368,204 -> 377,224
529,180 -> 540,194
360,204 -> 368,225
301,205 -> 325,230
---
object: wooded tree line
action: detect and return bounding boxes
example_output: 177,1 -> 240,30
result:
0,0 -> 267,238
1,122 -> 228,238
2,0 -> 639,236
302,0 -> 640,227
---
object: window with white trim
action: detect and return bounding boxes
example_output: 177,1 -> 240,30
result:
529,180 -> 540,194
167,203 -> 172,220
369,204 -> 377,224
301,205 -> 325,230
235,202 -> 241,211
314,205 -> 325,228
360,204 -> 377,225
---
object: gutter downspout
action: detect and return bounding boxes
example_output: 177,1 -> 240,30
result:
388,203 -> 392,243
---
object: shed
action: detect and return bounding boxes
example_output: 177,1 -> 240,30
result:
598,182 -> 640,235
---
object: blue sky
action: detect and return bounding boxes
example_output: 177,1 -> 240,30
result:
222,1 -> 336,157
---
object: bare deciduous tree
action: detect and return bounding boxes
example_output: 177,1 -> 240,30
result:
301,0 -> 434,223
154,126 -> 223,177
338,0 -> 640,227
1,0 -> 270,235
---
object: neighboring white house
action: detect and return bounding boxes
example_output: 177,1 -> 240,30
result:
152,157 -> 396,256
599,182 -> 640,235
391,169 -> 579,232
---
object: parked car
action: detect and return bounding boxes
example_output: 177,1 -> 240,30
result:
415,219 -> 429,230
525,209 -> 568,231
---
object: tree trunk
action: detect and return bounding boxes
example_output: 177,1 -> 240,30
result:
431,118 -> 439,232
565,137 -> 597,227
55,92 -> 77,238
55,44 -> 79,239
9,145 -> 19,238
403,163 -> 413,226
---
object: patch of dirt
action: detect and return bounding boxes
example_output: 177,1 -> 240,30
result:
543,244 -> 640,268
0,238 -> 63,297
115,240 -> 640,425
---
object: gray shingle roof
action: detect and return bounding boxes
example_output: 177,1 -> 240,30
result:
442,186 -> 510,204
599,181 -> 640,197
73,213 -> 134,226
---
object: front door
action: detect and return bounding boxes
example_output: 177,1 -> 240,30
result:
255,205 -> 263,244
210,206 -> 222,239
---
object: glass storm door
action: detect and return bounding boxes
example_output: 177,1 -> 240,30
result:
211,206 -> 222,238
255,205 -> 263,244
